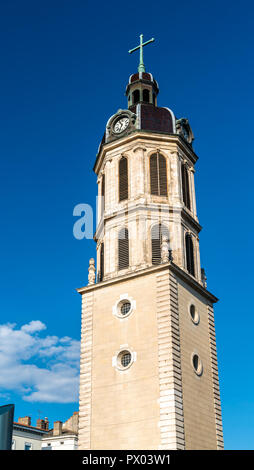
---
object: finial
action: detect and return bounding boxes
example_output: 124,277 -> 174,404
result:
88,258 -> 96,285
128,34 -> 155,73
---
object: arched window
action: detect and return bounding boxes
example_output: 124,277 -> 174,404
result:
98,242 -> 104,282
181,163 -> 191,210
119,156 -> 128,202
133,90 -> 140,104
143,89 -> 150,103
118,228 -> 129,271
150,152 -> 167,196
185,233 -> 195,276
101,174 -> 105,218
151,224 -> 169,265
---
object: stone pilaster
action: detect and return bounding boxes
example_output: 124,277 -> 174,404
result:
189,167 -> 197,220
207,304 -> 224,449
78,292 -> 94,449
156,269 -> 185,449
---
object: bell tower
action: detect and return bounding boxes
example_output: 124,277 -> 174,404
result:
78,36 -> 224,450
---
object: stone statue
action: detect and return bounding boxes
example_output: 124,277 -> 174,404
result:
88,258 -> 96,285
201,268 -> 207,289
161,236 -> 170,263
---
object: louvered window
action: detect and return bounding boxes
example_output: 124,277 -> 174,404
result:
151,224 -> 169,265
101,174 -> 105,217
119,157 -> 128,202
181,163 -> 191,209
185,233 -> 195,276
118,228 -> 129,271
150,153 -> 167,196
98,242 -> 104,282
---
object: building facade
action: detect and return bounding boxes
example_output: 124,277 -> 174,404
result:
78,47 -> 223,450
12,417 -> 49,450
12,412 -> 78,450
41,411 -> 78,450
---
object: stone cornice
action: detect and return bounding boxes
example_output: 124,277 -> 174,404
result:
77,261 -> 218,304
94,131 -> 198,174
94,203 -> 182,241
181,207 -> 202,233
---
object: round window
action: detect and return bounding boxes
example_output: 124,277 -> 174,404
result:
189,304 -> 200,325
116,299 -> 132,318
120,301 -> 131,316
192,353 -> 203,376
117,350 -> 133,370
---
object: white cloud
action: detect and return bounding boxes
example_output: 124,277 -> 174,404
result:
21,320 -> 46,334
0,321 -> 80,404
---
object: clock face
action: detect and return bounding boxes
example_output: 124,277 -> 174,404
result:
113,116 -> 130,134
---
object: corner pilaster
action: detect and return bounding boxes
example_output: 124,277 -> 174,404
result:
78,292 -> 94,449
156,268 -> 185,449
207,304 -> 224,449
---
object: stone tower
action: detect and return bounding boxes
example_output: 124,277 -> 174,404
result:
77,43 -> 223,450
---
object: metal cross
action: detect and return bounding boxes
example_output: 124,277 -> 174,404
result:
128,34 -> 155,73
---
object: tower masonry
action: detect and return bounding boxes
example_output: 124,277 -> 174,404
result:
77,37 -> 223,450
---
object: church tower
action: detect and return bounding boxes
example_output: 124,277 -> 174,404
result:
78,36 -> 223,450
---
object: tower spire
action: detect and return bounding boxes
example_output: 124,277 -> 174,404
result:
128,34 -> 155,73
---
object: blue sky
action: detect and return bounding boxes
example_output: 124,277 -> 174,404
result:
0,0 -> 253,449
